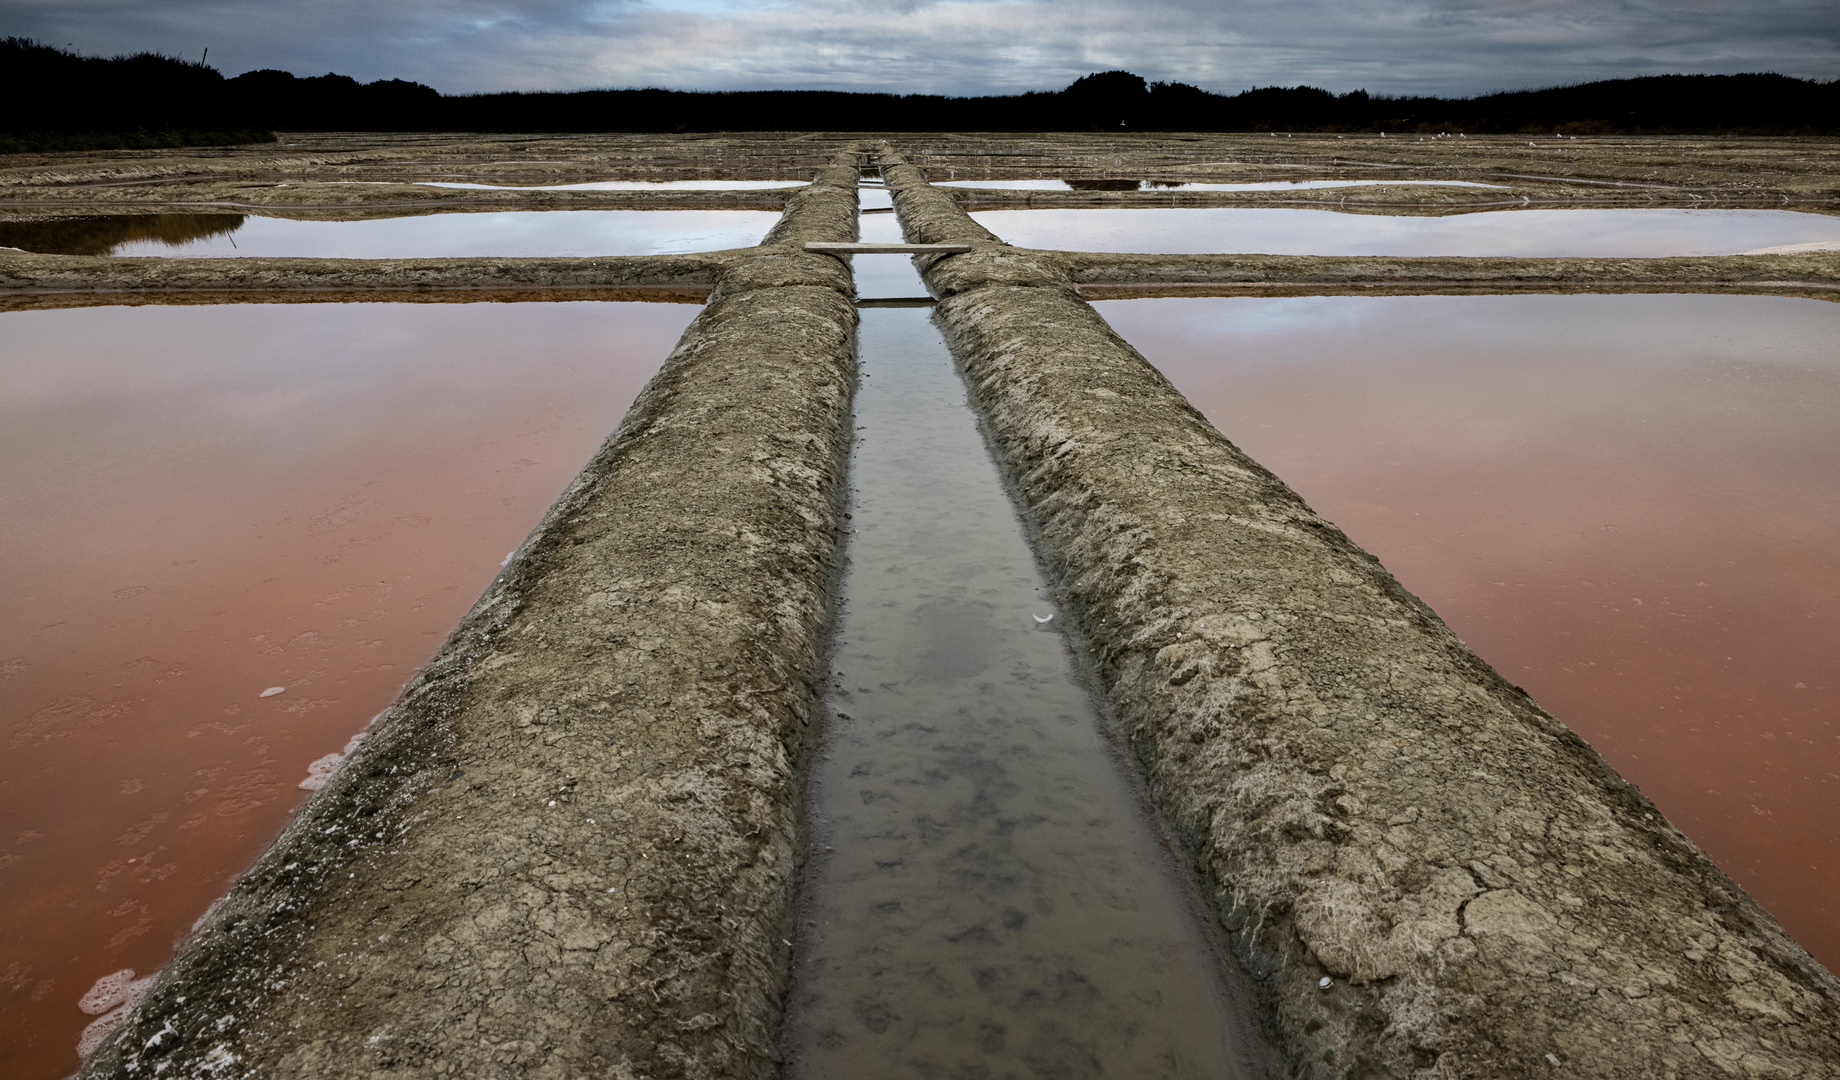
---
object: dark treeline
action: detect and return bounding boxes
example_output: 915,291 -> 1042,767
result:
455,71 -> 1840,136
6,39 -> 1837,151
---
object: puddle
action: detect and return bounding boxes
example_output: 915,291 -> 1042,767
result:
1095,293 -> 1840,971
421,179 -> 807,190
784,244 -> 1257,1075
939,178 -> 1506,191
972,207 -> 1840,257
0,300 -> 698,1080
3,211 -> 779,258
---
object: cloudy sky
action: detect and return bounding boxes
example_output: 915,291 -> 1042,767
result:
4,0 -> 1836,98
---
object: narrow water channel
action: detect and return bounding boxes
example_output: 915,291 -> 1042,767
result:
783,229 -> 1257,1077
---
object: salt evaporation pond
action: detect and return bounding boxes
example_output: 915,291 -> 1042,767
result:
4,210 -> 778,258
1095,292 -> 1840,971
974,206 -> 1840,257
939,178 -> 1506,191
0,300 -> 698,1080
422,179 -> 806,190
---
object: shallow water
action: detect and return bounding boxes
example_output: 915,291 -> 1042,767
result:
938,178 -> 1505,191
0,300 -> 698,1079
783,266 -> 1255,1076
11,210 -> 778,258
1096,293 -> 1840,970
858,185 -> 894,213
850,197 -> 924,299
422,179 -> 806,190
974,206 -> 1840,257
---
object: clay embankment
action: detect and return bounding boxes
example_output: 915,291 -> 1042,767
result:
7,132 -> 1836,221
0,247 -> 735,311
1056,250 -> 1840,301
0,131 -> 866,191
77,157 -> 862,1079
881,148 -> 1840,1078
0,131 -> 868,213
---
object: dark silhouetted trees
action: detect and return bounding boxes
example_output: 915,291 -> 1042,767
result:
5,37 -> 1836,148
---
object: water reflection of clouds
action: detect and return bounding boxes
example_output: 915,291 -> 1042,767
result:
110,210 -> 781,258
1171,294 -> 1380,342
976,207 -> 1840,257
1136,291 -> 1821,371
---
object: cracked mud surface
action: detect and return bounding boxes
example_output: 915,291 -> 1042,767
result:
882,147 -> 1840,1079
76,158 -> 864,1080
36,132 -> 1840,1078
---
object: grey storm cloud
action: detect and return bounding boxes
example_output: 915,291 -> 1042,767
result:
3,0 -> 1836,96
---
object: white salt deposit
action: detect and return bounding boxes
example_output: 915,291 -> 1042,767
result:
79,969 -> 150,1015
77,969 -> 154,1058
78,1005 -> 132,1057
297,730 -> 370,791
298,753 -> 345,791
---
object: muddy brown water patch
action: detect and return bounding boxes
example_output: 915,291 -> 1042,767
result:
0,300 -> 698,1079
1095,292 -> 1840,972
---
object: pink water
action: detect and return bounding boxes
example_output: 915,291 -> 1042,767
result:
1098,293 -> 1840,973
0,300 -> 698,1079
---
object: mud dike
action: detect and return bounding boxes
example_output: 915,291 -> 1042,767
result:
2,137 -> 1837,1078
